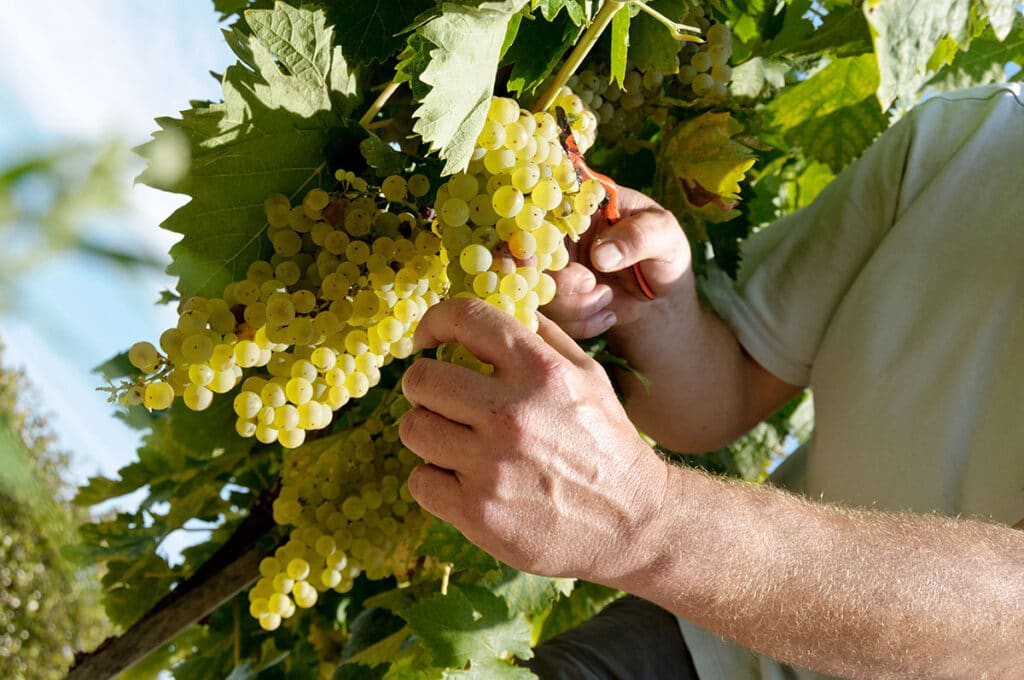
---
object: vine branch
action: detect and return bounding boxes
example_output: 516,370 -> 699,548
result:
360,81 -> 402,130
66,487 -> 281,679
533,0 -> 626,113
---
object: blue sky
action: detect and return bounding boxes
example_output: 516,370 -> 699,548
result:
0,3 -> 236,489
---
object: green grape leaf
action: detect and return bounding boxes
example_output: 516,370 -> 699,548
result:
379,642 -> 444,680
766,54 -> 886,173
443,657 -> 536,679
627,0 -> 687,74
396,34 -> 435,101
342,626 -> 412,667
213,0 -> 251,19
535,581 -> 619,643
401,584 -> 533,668
765,4 -> 873,58
360,134 -> 408,178
501,12 -> 524,59
93,350 -> 135,381
980,0 -> 1020,41
535,0 -> 589,25
929,21 -> 1024,91
729,56 -> 788,100
609,3 -> 631,88
660,111 -> 757,225
488,565 -> 575,615
73,473 -> 140,507
415,519 -> 501,573
137,3 -> 356,300
395,2 -> 527,165
404,1 -> 530,175
760,0 -> 817,55
865,0 -> 971,109
327,0 -> 436,63
504,9 -> 582,95
100,550 -> 178,627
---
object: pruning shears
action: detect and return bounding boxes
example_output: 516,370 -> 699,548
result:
556,106 -> 656,300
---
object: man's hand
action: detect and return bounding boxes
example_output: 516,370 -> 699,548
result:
544,186 -> 691,338
544,186 -> 798,452
399,297 -> 670,581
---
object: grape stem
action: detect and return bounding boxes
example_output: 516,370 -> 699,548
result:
359,80 -> 402,130
533,0 -> 626,113
629,1 -> 702,42
441,562 -> 453,596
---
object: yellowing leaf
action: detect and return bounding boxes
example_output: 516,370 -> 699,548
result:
661,112 -> 757,224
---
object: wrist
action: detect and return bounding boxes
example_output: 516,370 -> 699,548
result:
591,452 -> 682,590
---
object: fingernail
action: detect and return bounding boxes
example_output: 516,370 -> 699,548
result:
593,243 -> 622,271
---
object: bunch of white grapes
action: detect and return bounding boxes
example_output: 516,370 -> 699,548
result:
568,15 -> 734,144
125,170 -> 448,449
677,18 -> 733,100
570,66 -> 668,145
436,93 -> 605,341
248,389 -> 429,631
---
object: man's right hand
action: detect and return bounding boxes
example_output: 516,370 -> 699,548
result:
543,186 -> 691,338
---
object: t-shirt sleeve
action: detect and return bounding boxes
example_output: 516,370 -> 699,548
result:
701,110 -> 918,386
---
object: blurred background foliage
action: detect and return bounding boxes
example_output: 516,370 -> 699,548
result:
0,339 -> 112,678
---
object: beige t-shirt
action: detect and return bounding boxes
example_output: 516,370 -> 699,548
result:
682,84 -> 1024,679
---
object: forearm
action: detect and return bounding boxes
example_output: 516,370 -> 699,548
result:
609,465 -> 1024,678
608,273 -> 768,452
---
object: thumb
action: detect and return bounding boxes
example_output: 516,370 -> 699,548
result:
590,209 -> 687,276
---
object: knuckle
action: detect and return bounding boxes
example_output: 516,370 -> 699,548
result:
401,360 -> 427,397
452,296 -> 489,325
493,400 -> 530,439
585,360 -> 613,387
398,406 -> 426,450
623,219 -> 650,255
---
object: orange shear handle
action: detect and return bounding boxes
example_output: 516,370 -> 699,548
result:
556,107 -> 656,300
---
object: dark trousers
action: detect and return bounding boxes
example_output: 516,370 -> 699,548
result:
521,595 -> 700,679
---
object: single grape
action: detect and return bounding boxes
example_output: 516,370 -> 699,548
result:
144,381 -> 174,410
690,52 -> 712,73
381,175 -> 408,202
692,73 -> 715,98
492,185 -> 525,218
407,174 -> 430,197
129,341 -> 161,373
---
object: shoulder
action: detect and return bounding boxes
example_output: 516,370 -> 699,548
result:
900,84 -> 1024,151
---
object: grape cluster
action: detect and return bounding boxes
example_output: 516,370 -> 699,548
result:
436,95 -> 603,338
125,171 -> 447,448
570,67 -> 667,145
123,91 -> 611,632
248,389 -> 428,631
677,18 -> 733,100
568,14 -> 735,143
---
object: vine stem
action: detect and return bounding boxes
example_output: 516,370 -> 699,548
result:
631,1 -> 702,41
67,488 -> 280,679
359,80 -> 401,130
533,0 -> 626,114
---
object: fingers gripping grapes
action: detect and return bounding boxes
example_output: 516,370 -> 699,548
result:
400,298 -> 670,581
544,187 -> 692,338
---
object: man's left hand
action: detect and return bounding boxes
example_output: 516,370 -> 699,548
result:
399,298 -> 669,582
